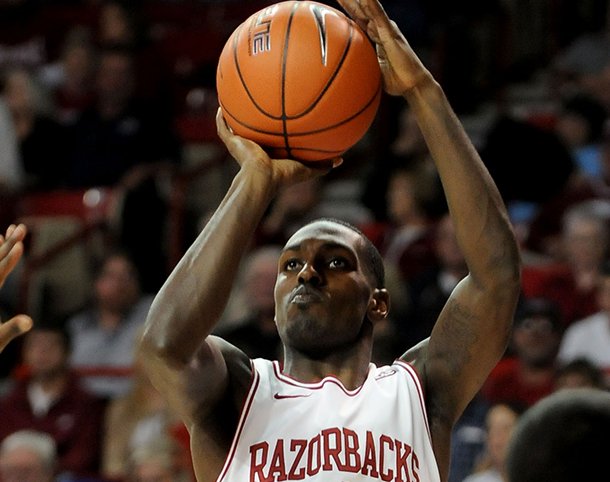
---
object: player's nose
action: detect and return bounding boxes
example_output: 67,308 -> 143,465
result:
297,263 -> 322,286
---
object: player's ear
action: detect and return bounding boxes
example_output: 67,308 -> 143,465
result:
368,288 -> 390,323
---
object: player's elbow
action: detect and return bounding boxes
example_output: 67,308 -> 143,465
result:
487,247 -> 522,303
499,244 -> 522,286
137,319 -> 192,368
474,242 -> 521,301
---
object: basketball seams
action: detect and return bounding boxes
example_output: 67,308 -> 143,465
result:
283,17 -> 354,120
228,3 -> 358,122
222,80 -> 380,137
280,1 -> 301,158
231,17 -> 282,120
292,80 -> 381,135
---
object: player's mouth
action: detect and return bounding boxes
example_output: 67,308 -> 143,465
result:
290,286 -> 323,305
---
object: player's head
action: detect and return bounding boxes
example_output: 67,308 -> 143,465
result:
274,218 -> 389,357
506,388 -> 610,482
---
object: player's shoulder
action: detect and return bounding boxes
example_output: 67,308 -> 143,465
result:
204,335 -> 252,387
203,335 -> 256,413
398,337 -> 429,381
209,335 -> 251,365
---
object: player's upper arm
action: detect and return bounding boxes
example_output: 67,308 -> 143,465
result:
421,273 -> 518,424
137,333 -> 252,427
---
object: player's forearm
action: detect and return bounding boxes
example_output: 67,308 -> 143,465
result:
141,167 -> 277,364
404,78 -> 521,287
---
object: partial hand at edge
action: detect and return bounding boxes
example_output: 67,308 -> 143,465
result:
0,223 -> 33,352
0,315 -> 33,353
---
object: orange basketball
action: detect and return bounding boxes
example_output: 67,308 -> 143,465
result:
216,0 -> 382,162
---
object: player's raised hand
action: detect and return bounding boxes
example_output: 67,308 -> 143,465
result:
215,108 -> 339,187
0,223 -> 33,352
337,0 -> 432,96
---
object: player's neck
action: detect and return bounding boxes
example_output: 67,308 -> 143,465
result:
281,345 -> 372,391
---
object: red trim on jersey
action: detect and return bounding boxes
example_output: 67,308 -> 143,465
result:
271,360 -> 368,396
217,362 -> 260,482
394,360 -> 433,442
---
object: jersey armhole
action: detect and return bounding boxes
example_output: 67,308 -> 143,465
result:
216,362 -> 260,482
393,360 -> 433,441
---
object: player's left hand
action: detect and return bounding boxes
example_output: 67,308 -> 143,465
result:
337,0 -> 432,96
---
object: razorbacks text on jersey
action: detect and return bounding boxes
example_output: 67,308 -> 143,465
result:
217,359 -> 441,482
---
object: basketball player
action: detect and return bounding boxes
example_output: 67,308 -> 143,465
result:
138,1 -> 521,481
0,223 -> 32,353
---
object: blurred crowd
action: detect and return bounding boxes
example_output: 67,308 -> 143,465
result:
0,0 -> 609,482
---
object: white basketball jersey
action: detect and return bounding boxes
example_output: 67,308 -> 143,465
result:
217,359 -> 441,482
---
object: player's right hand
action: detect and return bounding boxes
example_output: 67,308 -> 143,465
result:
216,108 -> 339,189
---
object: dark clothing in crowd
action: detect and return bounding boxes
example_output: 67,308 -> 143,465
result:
0,372 -> 105,476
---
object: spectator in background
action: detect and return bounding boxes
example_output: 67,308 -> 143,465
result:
0,324 -> 105,478
554,93 -> 609,180
554,357 -> 606,391
359,159 -> 443,355
523,125 -> 610,260
39,26 -> 97,127
95,0 -> 173,118
390,104 -> 429,158
102,344 -> 185,481
522,199 -> 609,326
0,430 -> 57,482
558,259 -> 610,386
361,159 -> 441,304
254,179 -> 324,247
64,43 -> 178,189
557,199 -> 609,306
481,298 -> 563,408
0,95 -> 23,226
96,0 -> 141,47
361,102 -> 430,222
448,393 -> 490,482
126,436 -> 194,482
401,211 -> 467,349
461,403 -> 522,482
0,1 -> 47,74
479,114 -> 575,222
67,249 -> 153,401
551,6 -> 610,111
2,67 -> 68,192
64,44 -> 180,292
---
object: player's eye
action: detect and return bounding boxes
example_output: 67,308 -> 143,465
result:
328,257 -> 348,269
284,258 -> 302,271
